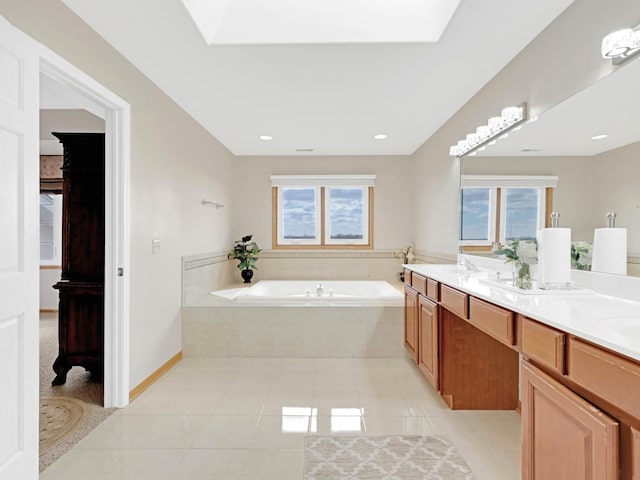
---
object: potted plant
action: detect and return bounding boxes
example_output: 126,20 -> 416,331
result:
228,234 -> 261,283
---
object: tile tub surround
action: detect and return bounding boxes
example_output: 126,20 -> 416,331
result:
40,358 -> 521,480
182,301 -> 405,358
406,261 -> 640,363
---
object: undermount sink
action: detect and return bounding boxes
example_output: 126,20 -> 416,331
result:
478,275 -> 593,295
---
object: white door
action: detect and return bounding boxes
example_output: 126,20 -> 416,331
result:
0,15 -> 40,480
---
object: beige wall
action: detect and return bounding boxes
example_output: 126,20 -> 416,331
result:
591,141 -> 640,254
0,0 -> 235,388
39,268 -> 61,311
232,155 -> 414,250
411,0 -> 640,258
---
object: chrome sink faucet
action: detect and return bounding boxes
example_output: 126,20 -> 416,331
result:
317,283 -> 323,296
459,257 -> 480,272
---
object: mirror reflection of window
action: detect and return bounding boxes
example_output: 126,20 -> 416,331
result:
461,188 -> 490,242
502,188 -> 543,242
330,407 -> 364,433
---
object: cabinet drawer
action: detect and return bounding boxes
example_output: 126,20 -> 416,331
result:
411,273 -> 427,296
426,279 -> 439,302
440,285 -> 468,319
468,297 -> 514,346
522,318 -> 566,374
568,338 -> 640,419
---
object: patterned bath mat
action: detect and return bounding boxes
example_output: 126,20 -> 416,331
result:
304,435 -> 476,479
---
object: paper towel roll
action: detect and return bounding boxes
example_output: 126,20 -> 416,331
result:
592,228 -> 627,275
537,228 -> 572,286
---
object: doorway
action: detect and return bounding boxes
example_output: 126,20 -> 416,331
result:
39,56 -> 130,409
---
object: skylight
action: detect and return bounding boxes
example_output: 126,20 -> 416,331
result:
181,0 -> 461,45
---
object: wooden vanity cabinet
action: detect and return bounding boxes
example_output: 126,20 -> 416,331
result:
521,361 -> 619,480
403,285 -> 419,362
417,295 -> 438,390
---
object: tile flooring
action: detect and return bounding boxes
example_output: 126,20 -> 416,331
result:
40,357 -> 520,479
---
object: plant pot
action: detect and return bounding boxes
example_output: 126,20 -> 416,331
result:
241,269 -> 254,283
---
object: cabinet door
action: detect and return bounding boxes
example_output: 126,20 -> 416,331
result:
521,361 -> 619,480
631,428 -> 640,480
418,296 -> 438,389
404,285 -> 418,362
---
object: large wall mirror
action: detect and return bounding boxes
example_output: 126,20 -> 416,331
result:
459,57 -> 640,277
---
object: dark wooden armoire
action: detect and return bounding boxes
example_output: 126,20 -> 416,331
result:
52,132 -> 105,386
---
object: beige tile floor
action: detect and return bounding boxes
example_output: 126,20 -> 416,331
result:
41,357 -> 520,479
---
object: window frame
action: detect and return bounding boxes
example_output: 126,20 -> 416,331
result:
271,175 -> 375,250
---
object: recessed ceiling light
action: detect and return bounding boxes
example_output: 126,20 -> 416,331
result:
591,134 -> 608,140
259,135 -> 273,141
373,134 -> 387,140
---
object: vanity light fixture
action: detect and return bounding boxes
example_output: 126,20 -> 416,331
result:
591,134 -> 608,140
449,103 -> 527,157
259,135 -> 273,141
373,134 -> 388,140
602,25 -> 640,64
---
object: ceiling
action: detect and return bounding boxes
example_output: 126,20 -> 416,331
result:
62,0 -> 573,156
475,55 -> 640,157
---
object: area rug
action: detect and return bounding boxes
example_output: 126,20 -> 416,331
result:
304,435 -> 477,480
40,396 -> 89,453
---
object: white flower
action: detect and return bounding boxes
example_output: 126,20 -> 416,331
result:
516,241 -> 538,265
395,243 -> 415,263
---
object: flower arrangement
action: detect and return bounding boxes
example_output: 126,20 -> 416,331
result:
571,241 -> 593,271
395,243 -> 416,264
493,239 -> 537,289
395,243 -> 416,282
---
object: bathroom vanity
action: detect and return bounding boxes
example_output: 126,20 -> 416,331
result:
403,263 -> 640,480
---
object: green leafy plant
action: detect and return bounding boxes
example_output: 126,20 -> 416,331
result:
571,241 -> 592,271
227,234 -> 261,271
493,239 -> 537,289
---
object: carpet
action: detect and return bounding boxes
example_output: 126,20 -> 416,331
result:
304,435 -> 477,480
39,313 -> 116,472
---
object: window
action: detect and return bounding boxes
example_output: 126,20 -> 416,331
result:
279,187 -> 321,245
272,175 -> 374,248
325,187 -> 369,245
501,188 -> 544,242
40,193 -> 63,264
460,176 -> 557,249
460,188 -> 496,246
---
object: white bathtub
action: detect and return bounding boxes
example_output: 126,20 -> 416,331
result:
231,280 -> 403,306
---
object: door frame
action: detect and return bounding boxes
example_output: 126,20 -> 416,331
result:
38,51 -> 130,408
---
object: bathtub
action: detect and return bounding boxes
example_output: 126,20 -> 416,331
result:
184,279 -> 406,358
233,280 -> 403,306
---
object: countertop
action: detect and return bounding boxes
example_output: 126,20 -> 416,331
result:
405,264 -> 640,363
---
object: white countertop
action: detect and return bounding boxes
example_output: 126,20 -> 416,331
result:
405,264 -> 640,362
